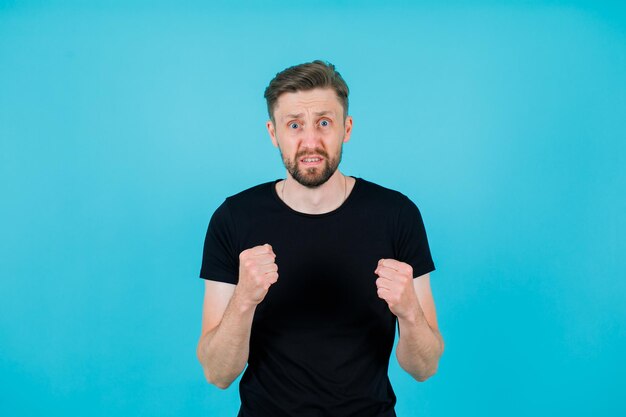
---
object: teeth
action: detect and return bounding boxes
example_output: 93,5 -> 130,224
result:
303,158 -> 320,162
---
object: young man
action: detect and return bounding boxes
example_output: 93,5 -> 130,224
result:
197,60 -> 444,417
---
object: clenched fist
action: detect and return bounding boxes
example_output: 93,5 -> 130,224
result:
375,258 -> 419,320
235,243 -> 279,307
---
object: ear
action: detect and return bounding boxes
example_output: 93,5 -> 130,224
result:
342,115 -> 353,143
266,120 -> 278,147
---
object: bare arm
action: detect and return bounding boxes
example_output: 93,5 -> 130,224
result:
196,244 -> 278,389
196,281 -> 253,389
375,261 -> 444,382
395,273 -> 444,381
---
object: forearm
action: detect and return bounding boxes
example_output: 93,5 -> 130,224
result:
396,307 -> 444,382
197,291 -> 256,389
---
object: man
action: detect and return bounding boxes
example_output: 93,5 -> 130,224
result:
197,60 -> 444,417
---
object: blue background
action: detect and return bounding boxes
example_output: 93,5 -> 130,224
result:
1,1 -> 625,416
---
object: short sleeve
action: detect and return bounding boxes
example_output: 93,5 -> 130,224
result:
199,199 -> 239,284
394,197 -> 436,278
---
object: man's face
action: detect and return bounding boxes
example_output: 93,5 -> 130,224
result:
266,88 -> 353,187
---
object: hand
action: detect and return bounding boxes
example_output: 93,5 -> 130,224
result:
235,244 -> 279,307
375,259 -> 419,320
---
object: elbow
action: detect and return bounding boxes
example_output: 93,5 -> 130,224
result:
407,336 -> 444,382
200,366 -> 235,390
208,375 -> 233,390
417,336 -> 444,382
196,343 -> 236,390
413,363 -> 439,382
400,359 -> 440,383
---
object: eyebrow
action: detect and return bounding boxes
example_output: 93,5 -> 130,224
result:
282,111 -> 335,121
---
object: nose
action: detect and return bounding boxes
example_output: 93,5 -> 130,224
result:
300,123 -> 321,149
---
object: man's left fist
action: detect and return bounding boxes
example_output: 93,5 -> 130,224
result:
375,259 -> 419,320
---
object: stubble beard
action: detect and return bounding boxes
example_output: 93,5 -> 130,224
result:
280,145 -> 343,188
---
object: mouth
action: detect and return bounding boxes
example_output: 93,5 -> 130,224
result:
299,155 -> 324,166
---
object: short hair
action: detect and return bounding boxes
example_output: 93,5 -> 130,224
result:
264,60 -> 349,122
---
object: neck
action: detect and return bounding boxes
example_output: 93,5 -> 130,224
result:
279,170 -> 351,215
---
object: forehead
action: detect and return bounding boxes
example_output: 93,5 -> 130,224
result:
274,88 -> 343,119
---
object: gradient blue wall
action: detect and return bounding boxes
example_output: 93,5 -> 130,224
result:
1,1 -> 624,416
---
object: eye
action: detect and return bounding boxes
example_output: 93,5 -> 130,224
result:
320,119 -> 330,127
289,122 -> 300,129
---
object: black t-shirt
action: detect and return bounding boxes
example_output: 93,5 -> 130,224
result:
200,178 -> 435,417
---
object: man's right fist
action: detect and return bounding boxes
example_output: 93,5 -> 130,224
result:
235,244 -> 279,307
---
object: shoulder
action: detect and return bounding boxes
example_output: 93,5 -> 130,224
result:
355,178 -> 415,208
212,180 -> 280,222
223,180 -> 277,208
353,179 -> 427,227
206,180 -> 278,238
